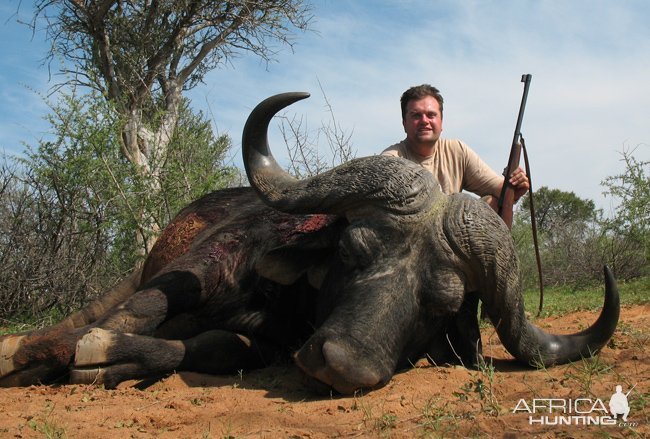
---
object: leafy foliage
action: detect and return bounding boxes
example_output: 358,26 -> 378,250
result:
521,186 -> 598,239
515,186 -> 602,287
0,90 -> 235,320
27,0 -> 313,253
602,146 -> 650,269
515,146 -> 649,289
33,0 -> 313,99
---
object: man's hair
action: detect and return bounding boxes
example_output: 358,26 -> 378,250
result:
400,84 -> 444,120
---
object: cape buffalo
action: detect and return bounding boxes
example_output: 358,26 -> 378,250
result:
0,92 -> 619,394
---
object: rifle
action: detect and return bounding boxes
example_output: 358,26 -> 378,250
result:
497,74 -> 531,228
497,74 -> 545,314
625,384 -> 637,397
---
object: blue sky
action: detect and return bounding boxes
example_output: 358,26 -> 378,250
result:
1,0 -> 649,214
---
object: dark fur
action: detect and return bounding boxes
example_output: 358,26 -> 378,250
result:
0,186 -> 482,392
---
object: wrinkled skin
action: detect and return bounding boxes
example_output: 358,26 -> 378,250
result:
0,93 -> 619,395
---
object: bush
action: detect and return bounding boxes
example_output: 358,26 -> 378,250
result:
0,91 -> 235,322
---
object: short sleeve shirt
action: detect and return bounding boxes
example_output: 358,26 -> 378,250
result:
381,139 -> 503,197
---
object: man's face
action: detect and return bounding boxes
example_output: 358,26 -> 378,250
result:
402,96 -> 443,147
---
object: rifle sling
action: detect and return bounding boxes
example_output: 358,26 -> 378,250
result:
520,135 -> 545,315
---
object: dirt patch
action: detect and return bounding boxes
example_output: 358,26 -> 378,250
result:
1,305 -> 648,438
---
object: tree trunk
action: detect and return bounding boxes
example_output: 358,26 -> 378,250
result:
119,83 -> 182,256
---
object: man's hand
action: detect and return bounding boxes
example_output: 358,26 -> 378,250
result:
509,167 -> 529,201
485,166 -> 530,213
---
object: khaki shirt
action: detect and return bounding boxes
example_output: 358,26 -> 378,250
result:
381,139 -> 503,197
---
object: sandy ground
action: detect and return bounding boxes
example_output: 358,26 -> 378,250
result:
0,304 -> 648,438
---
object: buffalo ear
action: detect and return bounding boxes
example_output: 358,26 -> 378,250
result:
257,216 -> 345,287
256,245 -> 337,288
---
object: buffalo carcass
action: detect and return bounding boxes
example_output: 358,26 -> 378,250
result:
0,93 -> 619,394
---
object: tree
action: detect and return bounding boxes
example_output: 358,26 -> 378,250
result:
515,187 -> 603,287
29,0 -> 313,252
0,89 -> 235,320
515,178 -> 648,285
601,146 -> 649,277
521,186 -> 598,241
602,147 -> 649,254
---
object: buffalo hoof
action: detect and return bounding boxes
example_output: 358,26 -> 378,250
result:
72,328 -> 185,388
0,334 -> 69,387
72,328 -> 122,386
71,328 -> 113,385
70,328 -> 134,388
74,328 -> 116,367
0,334 -> 26,379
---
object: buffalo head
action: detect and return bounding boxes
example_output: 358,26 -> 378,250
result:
242,92 -> 620,394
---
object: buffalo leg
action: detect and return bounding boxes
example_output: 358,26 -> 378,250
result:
0,270 -> 201,387
0,278 -> 148,387
90,269 -> 204,335
445,291 -> 483,367
0,326 -> 89,386
71,328 -> 277,388
56,269 -> 142,330
425,292 -> 482,367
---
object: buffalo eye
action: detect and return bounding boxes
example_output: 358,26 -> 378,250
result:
338,226 -> 380,269
338,241 -> 354,267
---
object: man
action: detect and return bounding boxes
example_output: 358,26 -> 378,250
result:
382,84 -> 529,210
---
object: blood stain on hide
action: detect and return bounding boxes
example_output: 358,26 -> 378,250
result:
207,235 -> 242,263
144,212 -> 209,279
295,214 -> 334,233
276,214 -> 335,243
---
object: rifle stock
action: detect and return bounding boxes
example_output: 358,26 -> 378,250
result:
497,74 -> 531,229
498,143 -> 521,228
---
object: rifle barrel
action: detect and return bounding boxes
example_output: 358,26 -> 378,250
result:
512,74 -> 532,147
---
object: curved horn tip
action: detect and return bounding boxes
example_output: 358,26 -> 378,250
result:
603,264 -> 620,307
242,91 -> 312,200
242,91 -> 311,150
262,91 -> 311,108
603,265 -> 618,294
286,91 -> 311,100
242,92 -> 311,139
